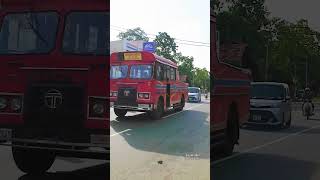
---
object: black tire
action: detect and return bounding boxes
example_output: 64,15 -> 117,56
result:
114,108 -> 127,118
221,109 -> 238,156
286,112 -> 292,128
151,99 -> 164,119
279,113 -> 286,129
176,96 -> 185,111
12,147 -> 55,174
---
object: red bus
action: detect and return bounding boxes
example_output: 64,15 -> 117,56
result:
0,0 -> 109,174
110,51 -> 188,119
211,13 -> 252,156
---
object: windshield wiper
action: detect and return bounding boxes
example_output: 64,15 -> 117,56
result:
26,13 -> 49,47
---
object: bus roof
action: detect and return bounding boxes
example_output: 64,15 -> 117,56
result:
0,0 -> 108,11
110,51 -> 177,68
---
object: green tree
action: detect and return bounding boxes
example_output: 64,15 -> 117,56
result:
193,68 -> 210,90
117,27 -> 149,41
154,32 -> 178,60
174,52 -> 194,85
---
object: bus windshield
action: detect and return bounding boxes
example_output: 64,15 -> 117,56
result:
62,12 -> 109,55
0,12 -> 58,54
110,65 -> 128,79
130,65 -> 153,79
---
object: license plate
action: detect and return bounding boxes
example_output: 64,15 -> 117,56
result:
252,115 -> 262,121
0,129 -> 11,140
90,134 -> 108,144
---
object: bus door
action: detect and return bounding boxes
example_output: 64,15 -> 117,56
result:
166,66 -> 171,108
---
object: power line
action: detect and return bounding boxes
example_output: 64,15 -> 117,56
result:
111,25 -> 210,45
110,27 -> 210,47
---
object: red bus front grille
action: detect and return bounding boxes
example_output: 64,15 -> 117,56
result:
23,83 -> 85,131
116,87 -> 137,107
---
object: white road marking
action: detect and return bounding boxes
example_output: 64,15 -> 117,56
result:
162,103 -> 205,119
212,124 -> 320,165
110,129 -> 132,137
110,103 -> 207,137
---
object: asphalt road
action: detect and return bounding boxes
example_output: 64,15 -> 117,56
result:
0,147 -> 108,180
110,96 -> 210,180
212,103 -> 320,180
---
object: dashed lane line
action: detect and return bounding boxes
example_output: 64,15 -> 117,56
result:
212,124 -> 320,165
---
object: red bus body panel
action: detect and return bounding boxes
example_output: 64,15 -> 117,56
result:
211,14 -> 251,133
0,0 -> 110,160
0,0 -> 109,129
110,51 -> 188,111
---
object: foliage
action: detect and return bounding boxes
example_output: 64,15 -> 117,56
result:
117,27 -> 149,41
154,32 -> 178,61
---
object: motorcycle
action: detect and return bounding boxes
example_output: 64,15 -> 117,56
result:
302,100 -> 314,120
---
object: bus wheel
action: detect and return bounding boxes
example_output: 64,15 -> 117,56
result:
177,97 -> 185,111
12,147 -> 55,174
222,109 -> 238,156
152,99 -> 164,119
114,108 -> 127,118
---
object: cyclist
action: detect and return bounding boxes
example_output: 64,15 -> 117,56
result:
302,88 -> 314,115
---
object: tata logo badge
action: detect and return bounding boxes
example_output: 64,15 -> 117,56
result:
44,89 -> 63,109
124,90 -> 130,97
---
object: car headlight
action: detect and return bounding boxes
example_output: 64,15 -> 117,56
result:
92,103 -> 105,115
11,98 -> 22,111
0,97 -> 7,109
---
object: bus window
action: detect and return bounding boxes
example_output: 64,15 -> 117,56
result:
170,67 -> 176,80
0,12 -> 58,54
166,66 -> 171,81
130,65 -> 153,79
156,62 -> 164,81
110,65 -> 128,79
62,12 -> 108,55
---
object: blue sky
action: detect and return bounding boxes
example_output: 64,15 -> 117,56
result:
111,0 -> 210,70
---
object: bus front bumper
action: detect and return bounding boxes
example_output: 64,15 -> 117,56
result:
0,128 -> 109,160
110,102 -> 153,111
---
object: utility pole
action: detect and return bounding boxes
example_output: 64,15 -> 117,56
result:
305,57 -> 308,88
265,44 -> 269,81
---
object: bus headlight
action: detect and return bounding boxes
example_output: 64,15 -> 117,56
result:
138,93 -> 150,99
110,91 -> 117,97
11,98 -> 22,111
93,103 -> 105,115
0,97 -> 7,109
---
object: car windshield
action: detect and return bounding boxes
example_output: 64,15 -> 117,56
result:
251,84 -> 285,100
62,12 -> 109,55
130,65 -> 153,79
110,65 -> 128,79
0,12 -> 58,54
188,88 -> 200,93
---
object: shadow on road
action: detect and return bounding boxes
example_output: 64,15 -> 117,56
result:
111,108 -> 209,159
18,163 -> 108,180
241,124 -> 308,133
212,153 -> 317,180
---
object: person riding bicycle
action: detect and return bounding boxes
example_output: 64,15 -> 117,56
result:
302,88 -> 314,115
